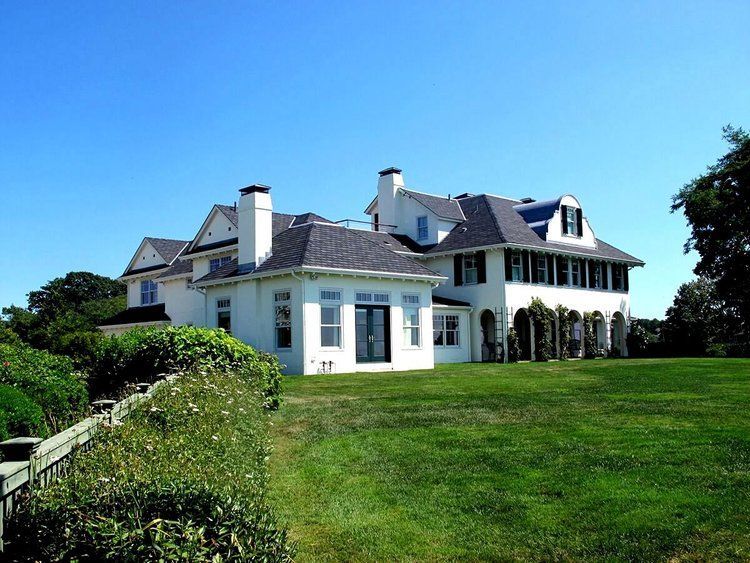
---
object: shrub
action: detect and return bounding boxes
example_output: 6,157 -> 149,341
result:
6,368 -> 293,561
0,385 -> 47,441
90,326 -> 282,409
528,298 -> 554,361
0,343 -> 88,433
507,328 -> 521,363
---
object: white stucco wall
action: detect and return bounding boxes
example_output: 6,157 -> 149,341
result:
126,276 -> 165,308
433,306 -> 472,364
194,210 -> 237,249
162,278 -> 205,327
130,240 -> 167,270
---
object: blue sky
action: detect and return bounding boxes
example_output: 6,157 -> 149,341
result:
1,1 -> 748,319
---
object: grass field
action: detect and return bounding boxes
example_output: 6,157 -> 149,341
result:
268,359 -> 750,561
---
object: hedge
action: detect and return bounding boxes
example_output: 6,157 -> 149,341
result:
5,368 -> 293,561
0,343 -> 89,434
0,385 -> 47,442
89,326 -> 283,409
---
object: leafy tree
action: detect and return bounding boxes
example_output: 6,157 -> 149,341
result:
671,125 -> 750,337
27,272 -> 125,321
662,277 -> 734,356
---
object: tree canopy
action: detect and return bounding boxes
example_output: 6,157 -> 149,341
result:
671,125 -> 750,337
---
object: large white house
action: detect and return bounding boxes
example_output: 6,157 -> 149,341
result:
101,168 -> 644,374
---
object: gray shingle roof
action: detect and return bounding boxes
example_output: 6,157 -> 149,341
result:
215,204 -> 332,234
146,237 -> 189,264
99,303 -> 171,327
193,223 -> 443,284
157,259 -> 193,280
432,295 -> 472,307
424,194 -> 643,264
354,230 -> 425,254
401,189 -> 465,221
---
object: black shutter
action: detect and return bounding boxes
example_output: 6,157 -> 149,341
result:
522,250 -> 530,283
581,259 -> 588,287
504,249 -> 513,281
477,250 -> 487,284
561,205 -> 568,234
602,262 -> 609,289
547,255 -> 555,285
453,254 -> 463,286
575,208 -> 583,237
530,252 -> 539,283
624,267 -> 629,291
588,260 -> 595,288
556,256 -> 566,286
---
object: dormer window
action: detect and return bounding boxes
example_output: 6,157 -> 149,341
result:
566,207 -> 577,236
209,255 -> 233,272
140,280 -> 158,305
561,204 -> 582,237
417,216 -> 428,240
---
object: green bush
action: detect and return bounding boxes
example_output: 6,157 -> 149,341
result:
583,313 -> 599,358
6,368 -> 292,561
528,298 -> 554,362
0,385 -> 47,441
90,326 -> 282,409
0,343 -> 88,433
555,305 -> 572,360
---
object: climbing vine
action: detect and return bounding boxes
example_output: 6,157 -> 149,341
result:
583,312 -> 599,358
507,328 -> 520,363
528,298 -> 554,362
555,304 -> 571,360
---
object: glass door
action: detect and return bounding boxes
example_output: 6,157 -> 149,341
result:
355,305 -> 390,363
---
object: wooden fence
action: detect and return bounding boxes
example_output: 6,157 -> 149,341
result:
0,378 -> 168,551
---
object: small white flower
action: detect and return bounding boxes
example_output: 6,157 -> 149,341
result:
221,410 -> 229,415
211,435 -> 219,441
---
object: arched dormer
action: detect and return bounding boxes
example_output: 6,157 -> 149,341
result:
513,195 -> 596,248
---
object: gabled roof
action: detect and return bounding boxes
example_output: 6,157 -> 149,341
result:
401,189 -> 465,222
193,223 -> 444,285
425,194 -> 643,264
122,237 -> 189,277
98,303 -> 171,327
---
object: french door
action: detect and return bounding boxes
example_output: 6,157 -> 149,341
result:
355,306 -> 390,363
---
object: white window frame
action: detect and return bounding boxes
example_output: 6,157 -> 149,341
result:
209,255 -> 233,273
417,216 -> 429,240
560,257 -> 570,286
320,288 -> 343,349
433,314 -> 460,347
463,253 -> 478,285
216,297 -> 231,333
274,290 -> 292,350
403,304 -> 421,348
511,252 -> 523,282
593,262 -> 602,289
613,264 -> 624,291
566,206 -> 578,236
571,260 -> 580,287
355,291 -> 390,304
140,280 -> 158,305
537,255 -> 548,284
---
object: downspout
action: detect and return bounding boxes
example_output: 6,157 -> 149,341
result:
290,271 -> 307,374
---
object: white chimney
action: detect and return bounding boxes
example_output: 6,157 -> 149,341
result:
376,167 -> 404,233
237,184 -> 273,273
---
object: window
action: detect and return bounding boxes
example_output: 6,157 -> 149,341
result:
566,206 -> 578,236
537,255 -> 548,284
209,255 -> 232,272
140,280 -> 158,305
403,306 -> 420,347
356,291 -> 389,304
560,258 -> 570,286
613,264 -> 624,290
433,314 -> 460,347
511,252 -> 523,282
571,260 -> 580,287
217,298 -> 231,333
402,293 -> 420,305
417,216 -> 428,240
373,213 -> 380,231
593,262 -> 602,288
274,291 -> 292,349
464,254 -> 478,285
320,289 -> 342,347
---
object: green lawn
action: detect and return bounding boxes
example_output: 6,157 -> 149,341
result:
268,359 -> 750,561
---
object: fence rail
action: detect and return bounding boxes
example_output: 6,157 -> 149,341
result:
0,378 -> 167,551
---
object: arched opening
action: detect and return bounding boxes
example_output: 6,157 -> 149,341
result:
513,308 -> 532,361
610,312 -> 627,357
592,311 -> 607,354
568,310 -> 583,358
480,310 -> 496,362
